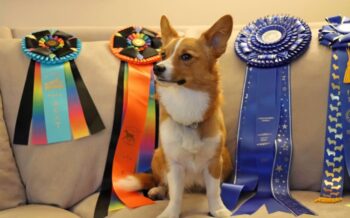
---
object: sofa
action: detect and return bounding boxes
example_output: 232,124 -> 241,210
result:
0,23 -> 349,218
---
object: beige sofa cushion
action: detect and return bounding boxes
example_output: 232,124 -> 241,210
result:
70,193 -> 99,218
110,192 -> 350,218
9,26 -> 199,41
0,39 -> 120,208
0,205 -> 80,218
69,191 -> 350,218
0,93 -> 26,210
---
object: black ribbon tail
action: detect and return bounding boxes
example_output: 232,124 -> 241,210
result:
69,60 -> 105,134
94,61 -> 126,218
153,63 -> 159,150
13,60 -> 35,145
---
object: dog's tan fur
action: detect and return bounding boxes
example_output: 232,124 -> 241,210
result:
117,15 -> 234,218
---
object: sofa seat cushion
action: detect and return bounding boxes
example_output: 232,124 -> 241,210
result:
70,193 -> 99,218
0,205 -> 80,218
69,191 -> 350,218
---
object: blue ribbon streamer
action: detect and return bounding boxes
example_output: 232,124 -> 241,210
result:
222,66 -> 314,216
319,49 -> 350,199
41,64 -> 72,143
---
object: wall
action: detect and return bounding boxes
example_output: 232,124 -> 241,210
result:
0,0 -> 349,27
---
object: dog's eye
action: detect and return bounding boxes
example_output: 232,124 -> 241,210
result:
180,53 -> 192,61
161,51 -> 166,60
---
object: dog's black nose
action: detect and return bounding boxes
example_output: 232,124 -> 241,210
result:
153,64 -> 166,76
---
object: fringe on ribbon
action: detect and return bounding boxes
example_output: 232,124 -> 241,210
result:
315,197 -> 343,203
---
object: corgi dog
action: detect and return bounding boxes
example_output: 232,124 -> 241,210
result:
117,15 -> 234,218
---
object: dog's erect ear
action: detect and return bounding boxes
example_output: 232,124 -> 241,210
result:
200,15 -> 233,58
160,15 -> 179,46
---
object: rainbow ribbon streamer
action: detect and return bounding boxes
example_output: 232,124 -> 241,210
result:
107,73 -> 156,213
31,62 -> 47,144
14,30 -> 104,145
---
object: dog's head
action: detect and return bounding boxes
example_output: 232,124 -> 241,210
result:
154,15 -> 233,91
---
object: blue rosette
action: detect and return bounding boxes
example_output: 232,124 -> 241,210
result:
235,15 -> 312,67
222,15 -> 315,216
21,30 -> 81,65
319,15 -> 350,48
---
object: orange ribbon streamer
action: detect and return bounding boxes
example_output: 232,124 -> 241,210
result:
111,63 -> 154,208
343,49 -> 350,84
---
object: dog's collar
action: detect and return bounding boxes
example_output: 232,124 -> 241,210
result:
186,122 -> 199,129
170,117 -> 200,129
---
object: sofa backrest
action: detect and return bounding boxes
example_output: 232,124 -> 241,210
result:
1,23 -> 347,209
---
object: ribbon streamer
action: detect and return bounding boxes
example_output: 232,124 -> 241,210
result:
94,62 -> 127,218
14,30 -> 104,145
14,61 -> 35,145
221,15 -> 314,216
316,15 -> 350,203
95,27 -> 161,217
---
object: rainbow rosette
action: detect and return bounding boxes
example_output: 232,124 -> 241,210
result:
110,26 -> 162,64
317,16 -> 350,203
95,27 -> 161,217
14,30 -> 104,145
235,15 -> 311,67
22,30 -> 81,65
221,15 -> 314,216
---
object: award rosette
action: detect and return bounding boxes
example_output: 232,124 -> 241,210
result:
14,30 -> 104,145
221,15 -> 315,216
94,27 -> 161,217
316,15 -> 350,203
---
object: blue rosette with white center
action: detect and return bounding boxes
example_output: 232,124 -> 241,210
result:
235,15 -> 311,67
21,30 -> 82,65
221,15 -> 315,216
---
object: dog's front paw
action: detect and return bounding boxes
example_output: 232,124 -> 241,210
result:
148,186 -> 167,200
157,206 -> 180,218
210,207 -> 232,218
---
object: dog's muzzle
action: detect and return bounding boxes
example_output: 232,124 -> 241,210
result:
153,64 -> 186,85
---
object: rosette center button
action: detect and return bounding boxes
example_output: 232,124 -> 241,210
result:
132,38 -> 146,47
46,39 -> 59,47
262,30 -> 282,43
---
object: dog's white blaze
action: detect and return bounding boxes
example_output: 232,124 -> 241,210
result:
157,38 -> 184,80
160,118 -> 220,187
158,85 -> 209,125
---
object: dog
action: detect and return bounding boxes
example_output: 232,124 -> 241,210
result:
117,15 -> 234,218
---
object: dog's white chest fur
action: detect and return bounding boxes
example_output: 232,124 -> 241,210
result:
157,86 -> 210,126
160,118 -> 220,187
